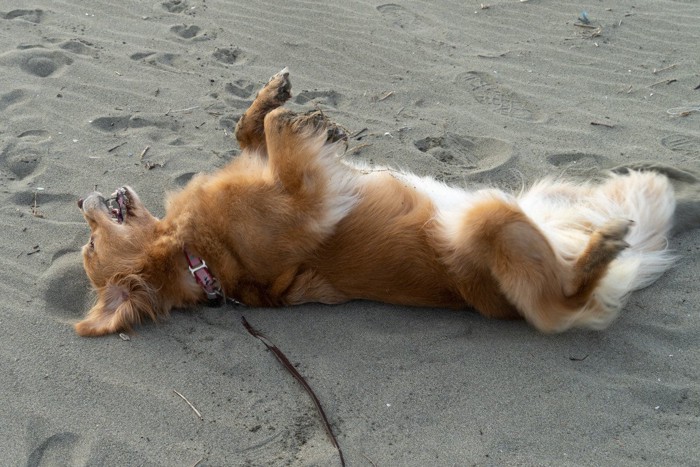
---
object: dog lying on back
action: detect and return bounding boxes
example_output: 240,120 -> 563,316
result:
76,69 -> 698,336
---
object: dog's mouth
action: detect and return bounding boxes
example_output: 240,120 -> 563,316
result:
108,187 -> 129,224
78,187 -> 130,224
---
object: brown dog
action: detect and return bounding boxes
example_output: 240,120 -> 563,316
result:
76,69 -> 683,336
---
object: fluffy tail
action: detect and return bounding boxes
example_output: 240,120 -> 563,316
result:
520,170 -> 676,330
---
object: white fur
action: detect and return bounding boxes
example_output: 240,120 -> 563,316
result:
387,168 -> 676,331
388,172 -> 515,241
306,142 -> 362,237
518,171 -> 676,329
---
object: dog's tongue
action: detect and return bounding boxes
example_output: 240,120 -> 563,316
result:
113,207 -> 123,223
112,188 -> 127,223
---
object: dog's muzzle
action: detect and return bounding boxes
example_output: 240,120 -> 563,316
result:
78,187 -> 129,224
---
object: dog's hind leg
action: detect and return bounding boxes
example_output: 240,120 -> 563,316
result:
448,196 -> 631,332
234,68 -> 291,151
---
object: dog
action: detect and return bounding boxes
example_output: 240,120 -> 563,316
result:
76,68 -> 696,337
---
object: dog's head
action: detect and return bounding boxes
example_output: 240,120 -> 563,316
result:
76,186 -> 162,336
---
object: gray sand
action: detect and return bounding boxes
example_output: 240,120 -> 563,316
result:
1,0 -> 698,465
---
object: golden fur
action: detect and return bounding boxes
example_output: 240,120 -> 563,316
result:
76,70 -> 679,336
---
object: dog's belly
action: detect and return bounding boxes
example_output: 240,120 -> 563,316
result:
302,171 -> 467,308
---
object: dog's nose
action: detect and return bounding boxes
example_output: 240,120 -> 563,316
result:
77,198 -> 84,209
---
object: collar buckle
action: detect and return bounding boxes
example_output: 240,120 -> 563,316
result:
185,250 -> 223,306
184,249 -> 245,307
188,261 -> 209,276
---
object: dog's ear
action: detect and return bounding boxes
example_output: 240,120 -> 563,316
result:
75,275 -> 158,337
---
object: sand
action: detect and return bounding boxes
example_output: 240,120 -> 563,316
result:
1,0 -> 699,465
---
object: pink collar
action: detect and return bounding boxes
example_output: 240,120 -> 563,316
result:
184,249 -> 222,303
184,249 -> 244,307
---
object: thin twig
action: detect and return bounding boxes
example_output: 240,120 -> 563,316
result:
653,63 -> 677,74
107,141 -> 127,153
173,390 -> 203,420
31,192 -> 44,218
241,316 -> 345,467
165,105 -> 200,116
477,50 -> 510,58
378,91 -> 394,101
649,78 -> 677,88
139,145 -> 150,159
591,121 -> 615,128
361,453 -> 378,467
351,128 -> 368,139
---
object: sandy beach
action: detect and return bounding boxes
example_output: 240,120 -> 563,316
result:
1,0 -> 699,465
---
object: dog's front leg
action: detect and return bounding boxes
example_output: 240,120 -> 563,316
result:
234,68 -> 291,152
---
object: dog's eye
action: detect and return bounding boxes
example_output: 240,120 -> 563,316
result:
89,236 -> 95,250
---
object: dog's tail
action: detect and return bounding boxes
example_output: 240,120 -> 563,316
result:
521,170 -> 677,330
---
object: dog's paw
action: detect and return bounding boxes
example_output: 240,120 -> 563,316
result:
598,218 -> 633,241
581,219 -> 632,274
325,120 -> 347,144
293,110 -> 347,143
597,218 -> 632,249
256,67 -> 291,106
575,219 -> 633,276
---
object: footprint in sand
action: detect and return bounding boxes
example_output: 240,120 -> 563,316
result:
161,0 -> 189,14
376,3 -> 429,31
0,47 -> 74,78
414,133 -> 513,174
40,252 -> 92,319
130,51 -> 156,61
90,115 -> 131,132
170,24 -> 200,39
2,8 -> 44,23
59,39 -> 99,58
294,90 -> 341,107
0,142 -> 42,180
12,190 -> 75,210
213,47 -> 244,65
28,431 -> 82,467
18,129 -> 50,140
0,126 -> 52,182
25,417 -> 89,467
0,89 -> 27,112
90,114 -> 181,133
170,24 -> 215,41
145,52 -> 186,69
225,79 -> 255,99
456,71 -> 544,122
661,134 -> 700,155
217,113 -> 242,130
547,152 -> 607,173
174,172 -> 196,186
